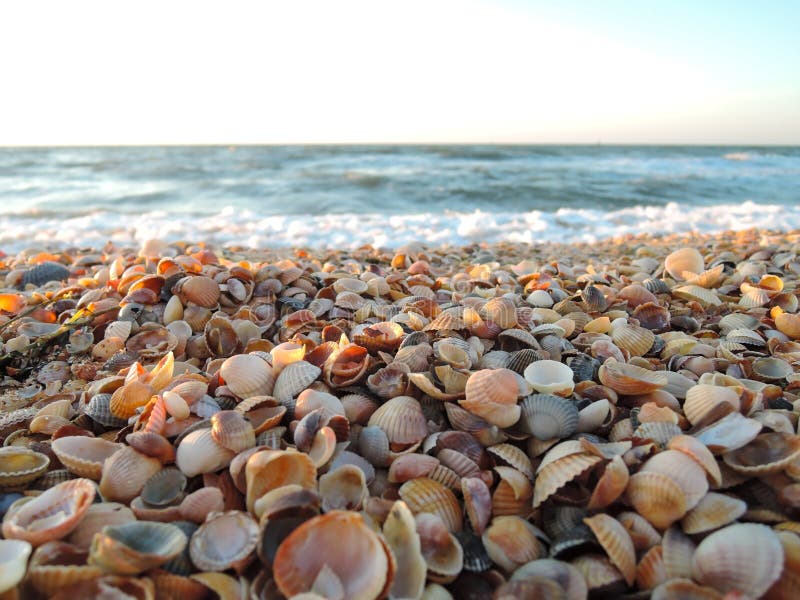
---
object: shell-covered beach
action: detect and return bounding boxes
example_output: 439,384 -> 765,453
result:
1,228 -> 800,599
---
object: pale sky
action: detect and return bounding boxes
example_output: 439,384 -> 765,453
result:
1,0 -> 798,145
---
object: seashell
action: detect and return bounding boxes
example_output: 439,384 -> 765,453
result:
51,437 -> 122,480
487,443 -> 534,480
665,247 -> 704,280
461,477 -> 492,535
126,431 -> 175,464
109,381 -> 153,420
388,453 -> 439,483
492,466 -> 533,518
519,393 -> 579,440
459,368 -> 523,429
598,360 -> 667,395
740,286 -> 772,308
635,544 -> 667,591
174,275 -> 220,308
640,449 -> 709,510
210,410 -> 255,453
632,302 -> 671,331
126,326 -> 179,360
23,261 -> 71,286
189,510 -> 259,572
570,554 -> 626,597
752,356 -> 793,381
588,455 -> 629,511
694,411 -> 763,455
584,514 -> 636,586
667,434 -> 722,487
382,501 -> 427,599
399,477 -> 463,533
0,539 -> 32,593
273,511 -> 392,600
175,428 -> 236,478
367,395 -> 428,450
691,523 -> 783,598
272,360 -> 321,403
179,487 -> 224,523
295,389 -> 346,420
523,359 -> 575,397
246,449 -> 317,516
67,503 -> 136,550
141,467 -> 187,507
482,515 -> 546,573
576,398 -> 612,434
99,446 -> 162,503
29,414 -> 71,435
626,472 -> 688,529
651,578 -> 723,600
673,284 -> 722,306
617,511 -> 662,552
2,478 -> 95,546
323,343 -> 370,388
722,431 -> 800,476
611,323 -> 655,357
89,521 -> 188,575
683,384 -> 740,427
480,296 -> 518,328
235,395 -> 286,434
0,447 -> 50,490
318,464 -> 368,512
726,327 -> 766,347
618,283 -> 659,308
681,491 -> 747,534
85,393 -> 127,428
353,321 -> 405,353
510,559 -> 587,600
533,453 -> 602,509
219,353 -> 275,399
527,289 -> 554,307
581,284 -> 608,312
775,311 -> 800,339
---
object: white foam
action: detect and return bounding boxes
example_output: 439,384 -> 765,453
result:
0,201 -> 796,255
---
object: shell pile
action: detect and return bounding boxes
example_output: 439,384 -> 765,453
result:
0,229 -> 800,599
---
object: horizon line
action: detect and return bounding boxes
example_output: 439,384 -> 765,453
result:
2,142 -> 799,149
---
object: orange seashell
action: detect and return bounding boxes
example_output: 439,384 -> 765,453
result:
210,410 -> 256,453
245,449 -> 317,516
618,511 -> 662,552
367,395 -> 429,449
51,437 -> 122,480
109,381 -> 153,419
636,545 -> 667,591
323,343 -> 370,388
667,434 -> 722,487
588,455 -> 629,511
174,275 -> 220,308
598,360 -> 667,395
399,477 -> 463,533
2,478 -> 95,546
482,516 -> 546,573
99,446 -> 162,503
219,353 -> 275,399
0,292 -> 26,314
459,368 -> 523,429
179,487 -> 225,523
640,450 -> 709,510
584,514 -> 636,586
273,511 -> 393,600
681,492 -> 747,534
533,452 -> 602,509
491,466 -> 533,518
626,472 -> 688,529
125,431 -> 175,464
775,311 -> 800,340
235,395 -> 286,434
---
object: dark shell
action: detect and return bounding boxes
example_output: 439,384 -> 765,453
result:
22,261 -> 71,287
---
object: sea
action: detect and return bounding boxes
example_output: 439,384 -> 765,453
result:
0,145 -> 798,253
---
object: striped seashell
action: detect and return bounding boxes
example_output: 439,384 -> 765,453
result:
740,286 -> 771,308
399,477 -> 463,533
673,285 -> 722,306
775,311 -> 800,339
584,514 -> 636,586
189,510 -> 259,572
482,516 -> 546,573
487,443 -> 533,480
681,492 -> 747,534
271,360 -> 321,403
725,327 -> 766,347
89,521 -> 187,575
491,466 -> 533,517
109,381 -> 152,419
519,393 -> 579,441
683,384 -> 740,427
635,545 -> 667,591
694,411 -> 762,455
462,477 -> 492,535
51,437 -> 122,480
381,501 -> 427,599
480,296 -> 518,329
588,455 -> 629,511
459,368 -> 523,429
640,450 -> 709,510
22,261 -> 70,286
352,321 -> 405,353
617,511 -> 662,552
179,487 -> 224,523
598,360 -> 667,395
175,428 -> 235,478
626,472 -> 688,529
683,264 -> 725,288
388,454 -> 439,483
533,453 -> 603,509
219,353 -> 275,399
722,431 -> 800,476
611,323 -> 655,357
99,446 -> 162,503
718,312 -> 760,334
367,395 -> 428,449
0,447 -> 50,490
174,275 -> 220,308
581,284 -> 608,312
245,449 -> 317,516
643,278 -> 671,294
570,553 -> 626,597
667,435 -> 722,487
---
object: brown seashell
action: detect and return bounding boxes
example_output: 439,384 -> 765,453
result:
219,353 -> 275,399
51,436 -> 122,480
126,431 -> 175,464
459,368 -> 523,429
640,449 -> 709,510
583,514 -> 636,586
775,311 -> 800,340
598,359 -> 667,395
482,515 -> 546,573
323,343 -> 370,388
636,545 -> 667,591
691,523 -> 783,598
665,247 -> 704,280
632,302 -> 671,331
174,275 -> 220,308
533,453 -> 603,509
667,434 -> 722,487
399,477 -> 463,533
273,360 -> 322,403
681,491 -> 747,534
235,395 -> 286,434
683,384 -> 740,427
612,323 -> 655,357
626,472 -> 688,529
722,431 -> 800,476
618,511 -> 662,552
318,464 -> 368,512
245,449 -> 317,516
367,362 -> 411,399
2,478 -> 95,546
25,541 -> 104,597
388,453 -> 439,483
210,410 -> 255,453
487,443 -> 534,480
189,510 -> 258,573
353,321 -> 405,353
461,477 -> 492,535
179,487 -> 225,523
99,446 -> 162,503
109,381 -> 153,420
492,466 -> 533,518
588,455 -> 629,511
570,554 -> 626,597
273,511 -> 393,600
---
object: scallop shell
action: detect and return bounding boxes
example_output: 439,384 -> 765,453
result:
459,368 -> 523,429
109,381 -> 153,419
318,464 -> 368,512
680,492 -> 747,534
22,261 -> 71,286
651,579 -> 723,600
683,384 -> 740,427
611,324 -> 655,357
273,511 -> 392,600
492,466 -> 533,518
691,523 -> 783,598
174,275 -> 220,308
67,503 -> 136,550
632,302 -> 671,331
99,446 -> 162,503
189,510 -> 259,572
588,455 -> 629,511
617,511 -> 662,552
626,472 -> 688,529
89,521 -> 188,575
667,434 -> 722,487
245,449 -> 317,516
751,356 -> 794,382
382,501 -> 427,599
635,545 -> 667,591
461,477 -> 492,536
519,394 -> 579,440
141,467 -> 187,507
399,477 -> 463,533
0,539 -> 32,593
598,360 -> 667,395
673,285 -> 723,306
175,428 -> 236,478
2,478 -> 95,546
639,450 -> 709,510
480,515 -> 545,575
367,395 -> 429,449
51,437 -> 122,480
523,360 -> 575,397
583,514 -> 636,586
533,453 -> 602,509
210,410 -> 256,453
353,321 -> 405,353
481,296 -> 518,329
272,360 -> 322,403
665,248 -> 704,280
235,395 -> 287,434
179,487 -> 225,523
0,447 -> 50,490
487,443 -> 534,480
722,431 -> 800,476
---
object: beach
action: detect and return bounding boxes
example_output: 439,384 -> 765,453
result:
1,228 -> 799,598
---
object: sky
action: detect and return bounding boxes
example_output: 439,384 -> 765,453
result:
0,0 -> 798,145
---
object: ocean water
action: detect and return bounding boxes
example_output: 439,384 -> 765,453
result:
0,145 -> 798,252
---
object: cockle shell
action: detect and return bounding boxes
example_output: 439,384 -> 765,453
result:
722,431 -> 800,476
519,394 -> 579,440
598,360 -> 667,395
51,436 -> 122,480
189,510 -> 259,573
367,395 -> 428,450
584,514 -> 636,586
639,450 -> 709,510
245,449 -> 317,515
626,472 -> 687,529
2,478 -> 95,546
99,446 -> 162,503
459,368 -> 524,429
691,523 -> 783,598
680,492 -> 747,534
272,360 -> 322,403
273,511 -> 393,600
523,359 -> 575,397
318,464 -> 368,512
0,447 -> 50,489
0,539 -> 33,593
399,477 -> 463,533
89,521 -> 188,575
210,410 -> 256,453
175,428 -> 236,478
67,503 -> 136,550
533,452 -> 603,509
382,501 -> 426,600
481,516 -> 546,573
664,247 -> 704,280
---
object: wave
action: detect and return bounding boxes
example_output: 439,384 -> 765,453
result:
1,201 -> 796,254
